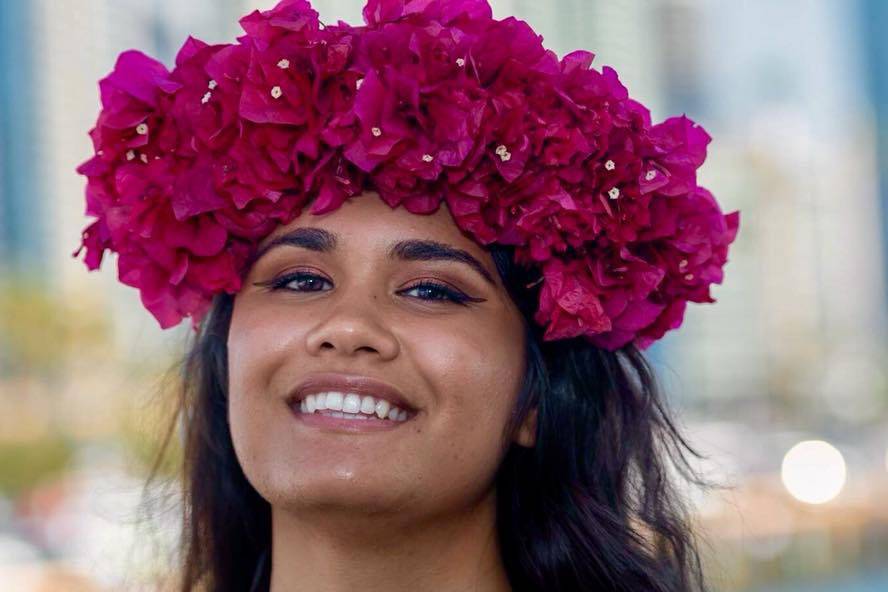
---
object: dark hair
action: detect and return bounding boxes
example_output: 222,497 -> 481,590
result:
142,241 -> 718,592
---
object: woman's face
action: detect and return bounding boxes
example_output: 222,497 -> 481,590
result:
227,191 -> 532,520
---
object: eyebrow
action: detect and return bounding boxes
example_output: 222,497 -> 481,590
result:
245,227 -> 497,287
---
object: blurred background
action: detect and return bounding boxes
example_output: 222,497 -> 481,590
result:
1,0 -> 886,589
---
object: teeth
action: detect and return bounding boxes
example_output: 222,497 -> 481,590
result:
342,393 -> 362,413
325,392 -> 343,411
375,399 -> 390,420
298,391 -> 410,422
327,411 -> 369,420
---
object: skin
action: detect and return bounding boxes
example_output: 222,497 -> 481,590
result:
227,191 -> 537,592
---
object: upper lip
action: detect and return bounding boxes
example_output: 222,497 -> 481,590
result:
287,373 -> 417,411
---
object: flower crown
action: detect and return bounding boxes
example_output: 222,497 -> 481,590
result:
72,0 -> 740,351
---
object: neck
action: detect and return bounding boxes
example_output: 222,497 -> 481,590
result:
267,488 -> 511,592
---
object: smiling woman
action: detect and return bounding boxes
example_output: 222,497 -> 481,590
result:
225,193 -> 530,590
142,196 -> 719,592
73,0 -> 739,590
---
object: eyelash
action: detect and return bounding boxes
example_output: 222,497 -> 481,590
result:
256,271 -> 483,306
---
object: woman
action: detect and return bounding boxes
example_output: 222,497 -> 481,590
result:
73,1 -> 739,590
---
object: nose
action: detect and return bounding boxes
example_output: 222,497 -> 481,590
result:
303,294 -> 400,360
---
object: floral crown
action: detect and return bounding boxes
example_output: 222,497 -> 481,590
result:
72,0 -> 740,351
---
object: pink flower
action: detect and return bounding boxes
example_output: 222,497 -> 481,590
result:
362,0 -> 493,27
533,257 -> 611,341
640,115 -> 712,197
238,0 -> 320,51
170,39 -> 245,152
87,50 -> 181,163
73,0 -> 741,350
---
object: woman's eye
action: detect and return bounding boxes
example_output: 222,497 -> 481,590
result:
400,281 -> 471,304
258,272 -> 479,305
270,272 -> 330,293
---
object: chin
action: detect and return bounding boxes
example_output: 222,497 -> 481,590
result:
259,464 -> 412,510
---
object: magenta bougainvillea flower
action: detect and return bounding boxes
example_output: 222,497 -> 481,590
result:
73,0 -> 740,351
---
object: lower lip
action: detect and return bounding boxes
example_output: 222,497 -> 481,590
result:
289,404 -> 413,432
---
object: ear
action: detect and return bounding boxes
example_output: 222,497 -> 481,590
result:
513,406 -> 538,448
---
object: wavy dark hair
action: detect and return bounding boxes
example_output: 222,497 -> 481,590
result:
141,241 -> 719,592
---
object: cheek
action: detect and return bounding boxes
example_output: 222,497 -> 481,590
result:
410,323 -> 525,488
227,295 -> 310,401
227,306 -> 274,433
226,299 -> 306,495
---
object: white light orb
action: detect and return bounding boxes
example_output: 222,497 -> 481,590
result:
781,440 -> 846,505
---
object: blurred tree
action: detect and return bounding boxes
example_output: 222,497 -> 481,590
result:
0,435 -> 74,497
0,273 -> 110,378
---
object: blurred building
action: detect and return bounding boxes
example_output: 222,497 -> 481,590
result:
859,0 -> 888,309
651,0 -> 887,424
25,0 -> 244,350
0,3 -> 44,276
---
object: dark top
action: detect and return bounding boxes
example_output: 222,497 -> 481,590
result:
249,547 -> 270,592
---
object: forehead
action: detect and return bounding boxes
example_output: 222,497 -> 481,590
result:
258,191 -> 486,257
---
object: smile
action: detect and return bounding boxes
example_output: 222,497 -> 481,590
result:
300,391 -> 411,421
289,391 -> 417,433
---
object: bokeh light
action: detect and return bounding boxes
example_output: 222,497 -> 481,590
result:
781,440 -> 847,504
